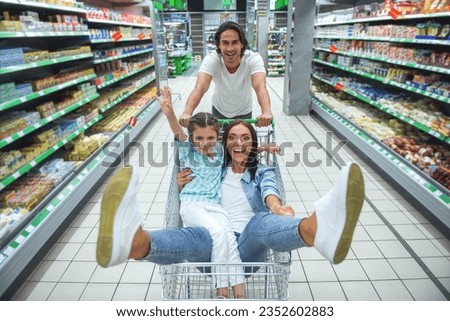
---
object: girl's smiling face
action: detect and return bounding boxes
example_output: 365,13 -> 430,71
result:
191,125 -> 218,156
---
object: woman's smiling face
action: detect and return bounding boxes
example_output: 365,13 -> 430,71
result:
226,123 -> 253,163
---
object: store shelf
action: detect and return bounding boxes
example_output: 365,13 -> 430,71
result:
314,47 -> 450,76
0,31 -> 89,38
0,97 -> 162,297
86,18 -> 151,28
314,35 -> 450,46
311,97 -> 450,229
0,93 -> 100,148
93,48 -> 153,64
315,11 -> 450,27
0,114 -> 103,191
313,59 -> 450,104
0,0 -> 86,13
96,63 -> 154,89
0,53 -> 93,75
312,74 -> 450,143
90,36 -> 151,44
0,1 -> 163,299
100,77 -> 155,113
0,73 -> 96,111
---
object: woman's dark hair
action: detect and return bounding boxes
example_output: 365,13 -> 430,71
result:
222,120 -> 259,180
215,21 -> 249,57
187,112 -> 219,142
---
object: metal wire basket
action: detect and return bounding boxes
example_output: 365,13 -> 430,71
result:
160,121 -> 291,300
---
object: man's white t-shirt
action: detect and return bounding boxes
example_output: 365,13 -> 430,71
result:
220,167 -> 254,234
199,50 -> 266,118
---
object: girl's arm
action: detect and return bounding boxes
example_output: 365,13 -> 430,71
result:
157,86 -> 187,141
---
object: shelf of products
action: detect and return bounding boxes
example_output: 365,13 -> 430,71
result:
0,1 -> 164,298
312,3 -> 450,230
267,30 -> 286,77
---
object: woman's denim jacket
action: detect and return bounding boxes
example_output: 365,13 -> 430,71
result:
221,164 -> 280,213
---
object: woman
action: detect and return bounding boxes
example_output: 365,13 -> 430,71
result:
96,121 -> 365,274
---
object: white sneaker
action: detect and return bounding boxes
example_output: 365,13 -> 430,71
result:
96,166 -> 142,267
314,163 -> 365,264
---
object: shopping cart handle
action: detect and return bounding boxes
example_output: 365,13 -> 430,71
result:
218,118 -> 275,126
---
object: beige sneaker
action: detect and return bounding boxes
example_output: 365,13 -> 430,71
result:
96,166 -> 142,267
314,163 -> 365,264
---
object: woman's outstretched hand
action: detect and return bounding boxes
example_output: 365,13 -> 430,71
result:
271,204 -> 295,216
177,168 -> 194,191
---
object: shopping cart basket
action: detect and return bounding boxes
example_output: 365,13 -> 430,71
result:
160,119 -> 291,300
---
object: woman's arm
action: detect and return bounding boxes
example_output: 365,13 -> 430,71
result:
257,143 -> 280,155
177,168 -> 193,191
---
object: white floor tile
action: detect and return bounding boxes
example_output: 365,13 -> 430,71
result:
45,242 -> 82,261
376,240 -> 412,259
29,261 -> 70,282
403,279 -> 447,301
47,282 -> 86,301
421,257 -> 450,278
80,283 -> 117,301
287,283 -> 313,301
372,280 -> 414,300
309,282 -> 346,301
350,241 -> 384,259
332,259 -> 368,281
13,282 -> 56,301
359,259 -> 399,280
120,261 -> 154,283
112,283 -> 148,301
406,239 -> 446,258
302,261 -> 338,282
60,261 -> 97,283
388,258 -> 428,279
340,281 -> 380,301
90,264 -> 126,283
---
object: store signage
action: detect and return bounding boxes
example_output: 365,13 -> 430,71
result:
388,7 -> 401,19
222,0 -> 232,8
329,45 -> 337,53
334,82 -> 344,91
112,31 -> 122,41
128,116 -> 138,127
137,32 -> 145,40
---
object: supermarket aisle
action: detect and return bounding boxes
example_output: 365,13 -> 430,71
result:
13,76 -> 450,301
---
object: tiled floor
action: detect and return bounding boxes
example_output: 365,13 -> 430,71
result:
12,72 -> 450,301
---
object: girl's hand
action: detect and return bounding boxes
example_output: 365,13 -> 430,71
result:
177,168 -> 194,191
271,204 -> 295,216
157,86 -> 174,116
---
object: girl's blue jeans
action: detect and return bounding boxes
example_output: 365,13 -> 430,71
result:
143,211 -> 306,264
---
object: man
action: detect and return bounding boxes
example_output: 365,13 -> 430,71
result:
179,21 -> 273,127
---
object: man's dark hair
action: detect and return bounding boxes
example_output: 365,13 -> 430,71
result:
215,21 -> 249,57
187,112 -> 219,142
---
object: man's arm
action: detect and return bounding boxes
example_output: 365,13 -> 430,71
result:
252,72 -> 273,127
179,72 -> 213,127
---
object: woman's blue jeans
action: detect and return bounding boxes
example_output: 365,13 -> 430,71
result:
143,211 -> 307,264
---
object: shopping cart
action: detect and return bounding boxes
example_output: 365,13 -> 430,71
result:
160,119 -> 291,300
